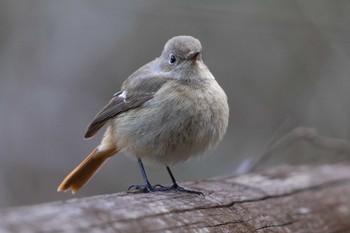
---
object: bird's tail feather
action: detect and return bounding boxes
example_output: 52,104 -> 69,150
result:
57,147 -> 117,193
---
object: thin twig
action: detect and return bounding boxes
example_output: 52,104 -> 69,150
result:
236,126 -> 350,175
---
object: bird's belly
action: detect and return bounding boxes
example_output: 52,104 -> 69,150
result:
113,109 -> 214,164
112,82 -> 228,165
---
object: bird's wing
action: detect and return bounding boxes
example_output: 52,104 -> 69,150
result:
84,92 -> 155,138
84,61 -> 170,139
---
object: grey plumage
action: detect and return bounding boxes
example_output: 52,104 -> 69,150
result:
58,35 -> 229,193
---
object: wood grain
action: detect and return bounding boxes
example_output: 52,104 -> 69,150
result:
1,164 -> 350,232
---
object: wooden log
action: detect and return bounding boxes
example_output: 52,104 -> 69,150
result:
1,164 -> 350,232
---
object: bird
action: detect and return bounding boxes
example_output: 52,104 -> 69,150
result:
57,35 -> 229,194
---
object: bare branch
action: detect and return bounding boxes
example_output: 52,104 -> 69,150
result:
237,126 -> 350,174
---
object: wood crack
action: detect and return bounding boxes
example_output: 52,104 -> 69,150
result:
254,220 -> 297,231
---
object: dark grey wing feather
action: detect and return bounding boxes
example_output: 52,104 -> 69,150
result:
84,60 -> 170,139
84,93 -> 154,139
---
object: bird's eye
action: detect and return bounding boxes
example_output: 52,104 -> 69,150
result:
169,54 -> 176,64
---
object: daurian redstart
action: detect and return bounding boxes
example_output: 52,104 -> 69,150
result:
57,35 -> 229,194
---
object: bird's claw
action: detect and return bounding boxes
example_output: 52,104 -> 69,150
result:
152,183 -> 204,196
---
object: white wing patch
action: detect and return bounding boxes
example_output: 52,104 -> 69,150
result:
118,91 -> 127,99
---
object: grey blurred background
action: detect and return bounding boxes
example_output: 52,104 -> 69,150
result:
1,0 -> 350,208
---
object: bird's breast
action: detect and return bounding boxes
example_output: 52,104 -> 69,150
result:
112,79 -> 229,165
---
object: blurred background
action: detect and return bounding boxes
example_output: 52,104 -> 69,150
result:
1,0 -> 350,208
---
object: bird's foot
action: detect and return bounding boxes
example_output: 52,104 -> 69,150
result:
153,183 -> 204,196
127,182 -> 153,193
127,181 -> 204,196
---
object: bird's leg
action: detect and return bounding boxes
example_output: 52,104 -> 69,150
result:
128,161 -> 203,196
127,159 -> 153,193
153,166 -> 204,196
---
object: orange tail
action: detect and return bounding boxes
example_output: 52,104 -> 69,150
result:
57,147 -> 117,193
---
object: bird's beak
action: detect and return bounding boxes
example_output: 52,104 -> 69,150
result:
186,51 -> 200,61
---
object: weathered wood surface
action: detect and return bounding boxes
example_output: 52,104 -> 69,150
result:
1,164 -> 350,233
